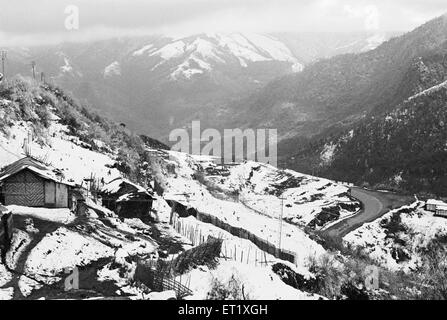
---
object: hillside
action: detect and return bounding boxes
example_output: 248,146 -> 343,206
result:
0,76 -> 167,186
225,14 -> 447,196
1,78 -> 446,300
343,202 -> 440,273
287,48 -> 447,196
0,77 -> 330,300
231,15 -> 447,136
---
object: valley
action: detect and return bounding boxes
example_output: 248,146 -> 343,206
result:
1,13 -> 447,301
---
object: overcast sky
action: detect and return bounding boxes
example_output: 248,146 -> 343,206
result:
0,0 -> 446,46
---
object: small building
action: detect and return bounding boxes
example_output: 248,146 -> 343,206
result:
0,157 -> 75,208
436,204 -> 447,217
100,177 -> 154,218
426,199 -> 447,212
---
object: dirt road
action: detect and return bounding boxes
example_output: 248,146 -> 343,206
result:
321,187 -> 414,241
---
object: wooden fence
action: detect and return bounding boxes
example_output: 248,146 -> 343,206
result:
151,273 -> 193,299
172,215 -> 272,266
170,204 -> 298,266
137,258 -> 193,299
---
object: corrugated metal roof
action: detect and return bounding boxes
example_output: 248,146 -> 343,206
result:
101,177 -> 153,197
427,199 -> 447,206
0,157 -> 75,186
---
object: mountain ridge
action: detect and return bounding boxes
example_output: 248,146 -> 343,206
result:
271,15 -> 447,195
3,32 -> 394,140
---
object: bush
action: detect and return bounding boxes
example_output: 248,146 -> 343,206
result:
207,275 -> 250,300
380,212 -> 406,237
272,262 -> 320,293
171,238 -> 223,274
340,282 -> 369,300
418,240 -> 447,299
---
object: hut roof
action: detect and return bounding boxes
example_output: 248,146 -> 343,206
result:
427,199 -> 447,207
101,177 -> 153,197
0,157 -> 75,186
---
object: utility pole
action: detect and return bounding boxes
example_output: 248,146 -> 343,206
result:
40,72 -> 45,83
1,50 -> 7,77
31,61 -> 36,80
278,197 -> 285,255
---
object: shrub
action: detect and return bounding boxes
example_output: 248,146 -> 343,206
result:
207,274 -> 250,300
171,238 -> 223,274
272,262 -> 320,293
380,212 -> 406,237
418,240 -> 447,299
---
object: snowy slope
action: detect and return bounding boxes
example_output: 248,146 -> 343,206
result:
157,152 -> 326,267
153,151 -> 362,273
343,201 -> 446,273
132,33 -> 304,80
0,81 -> 327,300
210,161 -> 359,229
407,79 -> 447,101
103,61 -> 121,78
0,117 -> 122,186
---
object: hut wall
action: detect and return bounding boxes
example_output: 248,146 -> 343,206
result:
4,169 -> 45,207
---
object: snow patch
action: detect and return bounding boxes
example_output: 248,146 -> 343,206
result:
132,44 -> 155,56
407,79 -> 447,101
320,143 -> 337,165
104,61 -> 121,78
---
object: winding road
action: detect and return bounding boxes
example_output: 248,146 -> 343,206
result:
321,187 -> 414,242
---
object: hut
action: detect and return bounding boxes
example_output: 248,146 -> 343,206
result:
0,157 -> 75,208
100,177 -> 154,218
436,204 -> 447,217
426,199 -> 447,212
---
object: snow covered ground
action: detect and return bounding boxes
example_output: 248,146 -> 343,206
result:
182,260 -> 322,300
158,151 -> 328,271
343,201 -> 446,272
0,194 -> 321,300
0,204 -> 158,299
0,87 -> 331,300
0,118 -> 122,186
8,205 -> 76,224
154,197 -> 320,300
211,160 -> 359,229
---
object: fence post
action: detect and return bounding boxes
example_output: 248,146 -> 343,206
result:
234,244 -> 237,261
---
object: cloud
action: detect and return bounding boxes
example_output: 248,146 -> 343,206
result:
344,4 -> 380,31
0,0 -> 445,46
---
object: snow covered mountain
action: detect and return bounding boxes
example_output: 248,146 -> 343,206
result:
129,33 -> 304,80
220,15 -> 447,197
4,32 -> 393,141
